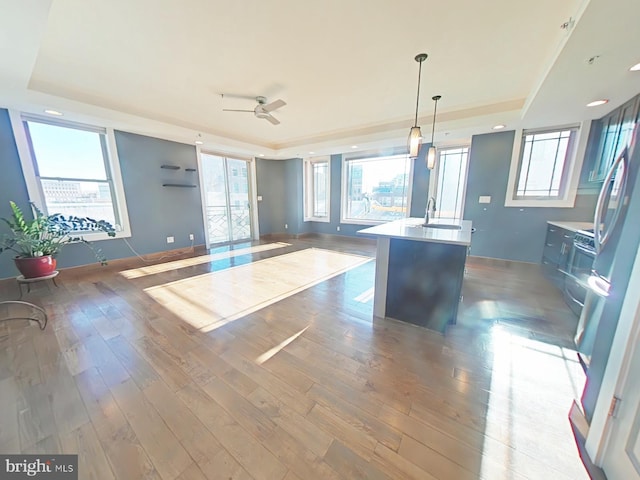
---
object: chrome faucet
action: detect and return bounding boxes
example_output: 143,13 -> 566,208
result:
424,196 -> 436,224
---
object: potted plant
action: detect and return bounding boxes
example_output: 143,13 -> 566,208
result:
0,201 -> 116,278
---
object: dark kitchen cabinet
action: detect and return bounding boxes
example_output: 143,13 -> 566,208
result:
385,238 -> 467,333
541,224 -> 574,288
587,95 -> 640,183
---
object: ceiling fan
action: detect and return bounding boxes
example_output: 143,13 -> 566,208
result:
223,96 -> 286,125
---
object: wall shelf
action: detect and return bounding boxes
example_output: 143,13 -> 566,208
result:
162,183 -> 197,188
161,164 -> 181,170
185,168 -> 197,172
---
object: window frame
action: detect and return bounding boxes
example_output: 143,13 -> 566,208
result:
8,111 -> 131,240
428,145 -> 471,220
340,153 -> 414,226
303,156 -> 331,223
504,120 -> 591,208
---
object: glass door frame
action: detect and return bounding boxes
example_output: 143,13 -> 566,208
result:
427,144 -> 471,220
196,148 -> 260,248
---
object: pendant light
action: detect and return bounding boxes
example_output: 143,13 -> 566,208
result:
427,95 -> 441,169
408,53 -> 428,159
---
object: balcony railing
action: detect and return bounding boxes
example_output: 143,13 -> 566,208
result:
206,205 -> 251,243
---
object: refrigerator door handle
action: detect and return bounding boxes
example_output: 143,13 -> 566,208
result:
594,148 -> 629,252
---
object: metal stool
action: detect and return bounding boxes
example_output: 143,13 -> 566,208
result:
0,301 -> 48,330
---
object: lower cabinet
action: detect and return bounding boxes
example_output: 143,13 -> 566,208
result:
385,238 -> 467,333
541,224 -> 574,288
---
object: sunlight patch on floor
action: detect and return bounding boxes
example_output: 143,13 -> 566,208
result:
143,248 -> 372,332
479,325 -> 588,479
119,242 -> 291,279
255,326 -> 310,365
354,287 -> 375,303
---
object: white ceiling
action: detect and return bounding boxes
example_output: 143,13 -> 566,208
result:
1,0 -> 639,158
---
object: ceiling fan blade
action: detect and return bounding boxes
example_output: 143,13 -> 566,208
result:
264,114 -> 280,125
262,99 -> 286,112
222,109 -> 254,113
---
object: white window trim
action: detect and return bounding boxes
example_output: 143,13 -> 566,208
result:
8,110 -> 132,241
428,144 -> 471,219
504,120 -> 591,208
303,156 -> 331,223
340,153 -> 414,226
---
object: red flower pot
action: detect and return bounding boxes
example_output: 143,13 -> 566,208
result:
14,256 -> 57,279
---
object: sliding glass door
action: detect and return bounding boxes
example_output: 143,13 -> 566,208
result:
200,153 -> 252,246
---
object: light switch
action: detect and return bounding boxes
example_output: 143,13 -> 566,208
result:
257,195 -> 263,201
479,196 -> 491,204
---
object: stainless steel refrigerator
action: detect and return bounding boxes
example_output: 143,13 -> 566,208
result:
578,125 -> 640,422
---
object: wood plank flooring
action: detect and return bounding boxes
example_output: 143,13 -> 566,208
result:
0,236 -> 588,479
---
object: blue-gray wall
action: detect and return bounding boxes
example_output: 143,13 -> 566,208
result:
463,130 -> 598,263
409,145 -> 431,218
256,159 -> 286,235
284,159 -> 309,236
0,111 -> 205,278
0,110 -> 31,278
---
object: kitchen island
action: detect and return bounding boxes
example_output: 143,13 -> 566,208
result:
358,217 -> 472,333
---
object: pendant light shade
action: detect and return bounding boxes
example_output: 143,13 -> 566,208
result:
408,126 -> 422,158
427,95 -> 441,169
427,146 -> 437,169
408,53 -> 428,159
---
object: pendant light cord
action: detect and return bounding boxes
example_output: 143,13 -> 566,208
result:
430,96 -> 439,144
414,61 -> 423,128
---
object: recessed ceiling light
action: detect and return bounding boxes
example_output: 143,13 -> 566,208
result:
259,153 -> 265,157
195,140 -> 203,145
493,124 -> 506,130
309,151 -> 315,154
587,99 -> 609,107
351,145 -> 358,149
44,109 -> 63,116
630,62 -> 640,72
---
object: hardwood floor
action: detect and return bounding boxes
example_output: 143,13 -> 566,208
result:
0,236 -> 588,479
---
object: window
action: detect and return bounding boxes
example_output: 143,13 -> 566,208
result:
505,122 -> 590,208
341,154 -> 412,224
9,112 -> 130,238
304,157 -> 330,222
430,146 -> 469,219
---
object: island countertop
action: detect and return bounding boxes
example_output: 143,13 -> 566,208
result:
358,217 -> 472,246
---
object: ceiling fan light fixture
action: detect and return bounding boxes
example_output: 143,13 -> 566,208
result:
223,96 -> 286,125
408,53 -> 428,159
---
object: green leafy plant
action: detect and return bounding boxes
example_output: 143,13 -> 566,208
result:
0,201 -> 116,265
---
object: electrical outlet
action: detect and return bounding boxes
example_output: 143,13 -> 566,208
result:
285,224 -> 288,229
167,236 -> 174,244
337,226 -> 341,231
189,233 -> 194,241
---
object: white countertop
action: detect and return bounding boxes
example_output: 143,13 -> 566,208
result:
358,218 -> 472,246
548,220 -> 593,233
